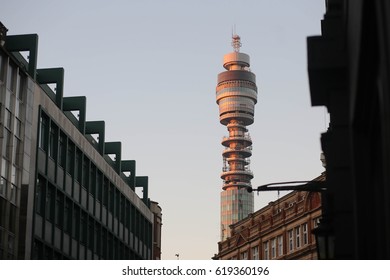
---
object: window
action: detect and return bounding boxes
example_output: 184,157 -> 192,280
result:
46,185 -> 55,222
8,205 -> 16,233
55,192 -> 63,228
295,226 -> 301,249
125,201 -> 130,230
48,123 -> 57,159
90,164 -> 96,196
75,150 -> 82,182
1,158 -> 8,178
277,235 -> 283,256
252,246 -> 259,260
0,197 -> 6,228
10,165 -> 16,185
13,137 -> 21,167
3,129 -> 12,159
0,54 -> 4,82
96,172 -> 102,202
240,251 -> 248,260
72,206 -> 80,240
7,63 -> 16,91
39,114 -> 48,151
17,72 -> 26,101
115,189 -> 120,219
94,225 -> 100,254
58,133 -> 66,167
263,241 -> 269,260
64,199 -> 71,233
271,238 -> 276,259
88,218 -> 94,250
288,229 -> 294,252
302,223 -> 308,245
120,195 -> 125,224
103,178 -> 109,207
14,98 -> 20,119
35,176 -> 45,215
8,235 -> 14,253
9,184 -> 16,205
82,156 -> 88,187
109,185 -> 114,213
4,109 -> 11,129
0,177 -> 6,197
66,142 -> 74,174
80,211 -> 87,244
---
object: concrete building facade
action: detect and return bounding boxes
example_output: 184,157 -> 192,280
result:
0,23 -> 161,259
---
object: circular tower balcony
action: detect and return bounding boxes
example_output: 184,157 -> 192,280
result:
222,180 -> 252,190
222,146 -> 252,158
221,135 -> 252,147
220,169 -> 254,181
225,157 -> 250,166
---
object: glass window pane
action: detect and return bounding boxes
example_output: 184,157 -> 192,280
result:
5,89 -> 12,109
9,184 -> 16,205
1,158 -> 9,178
14,118 -> 21,138
4,109 -> 11,129
17,73 -> 25,101
0,177 -> 6,197
0,53 -> 4,82
7,63 -> 16,91
3,129 -> 12,159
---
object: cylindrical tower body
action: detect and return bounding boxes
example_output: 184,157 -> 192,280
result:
216,35 -> 258,241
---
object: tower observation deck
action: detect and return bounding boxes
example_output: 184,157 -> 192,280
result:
216,35 -> 258,241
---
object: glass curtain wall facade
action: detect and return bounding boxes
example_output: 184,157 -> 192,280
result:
0,29 -> 158,259
33,110 -> 152,259
0,50 -> 25,259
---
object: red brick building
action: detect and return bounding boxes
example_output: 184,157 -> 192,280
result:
213,174 -> 324,260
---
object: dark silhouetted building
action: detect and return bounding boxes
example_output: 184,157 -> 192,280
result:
308,0 -> 390,258
0,22 -> 162,259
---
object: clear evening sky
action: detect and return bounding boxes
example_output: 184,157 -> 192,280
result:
2,0 -> 326,259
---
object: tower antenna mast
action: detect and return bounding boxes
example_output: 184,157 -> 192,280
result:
231,31 -> 242,52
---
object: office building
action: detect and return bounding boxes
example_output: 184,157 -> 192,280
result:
216,35 -> 258,241
0,22 -> 161,259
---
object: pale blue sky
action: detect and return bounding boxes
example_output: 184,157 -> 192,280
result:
2,0 -> 326,259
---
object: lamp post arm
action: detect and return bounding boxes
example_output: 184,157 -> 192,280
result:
247,180 -> 326,193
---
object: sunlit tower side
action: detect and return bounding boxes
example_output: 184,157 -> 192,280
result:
216,35 -> 258,241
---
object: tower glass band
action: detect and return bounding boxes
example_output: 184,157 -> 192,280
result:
216,35 -> 258,241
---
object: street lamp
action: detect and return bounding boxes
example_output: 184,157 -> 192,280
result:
247,179 -> 334,259
312,217 -> 334,259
